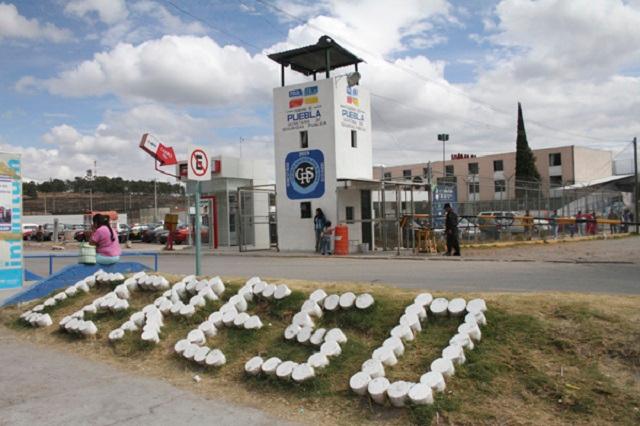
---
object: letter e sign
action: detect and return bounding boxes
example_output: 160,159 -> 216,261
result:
188,146 -> 210,181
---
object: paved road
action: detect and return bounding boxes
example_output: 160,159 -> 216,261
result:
0,327 -> 294,426
23,254 -> 640,294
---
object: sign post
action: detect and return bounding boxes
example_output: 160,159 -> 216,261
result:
188,146 -> 210,276
0,152 -> 22,289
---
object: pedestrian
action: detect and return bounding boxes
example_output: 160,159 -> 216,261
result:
89,213 -> 121,264
320,220 -> 334,255
444,203 -> 460,256
523,210 -> 534,240
35,225 -> 44,242
550,209 -> 558,239
576,210 -> 585,236
607,209 -> 617,234
589,210 -> 598,235
313,208 -> 326,253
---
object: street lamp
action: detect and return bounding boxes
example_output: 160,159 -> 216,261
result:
437,134 -> 449,177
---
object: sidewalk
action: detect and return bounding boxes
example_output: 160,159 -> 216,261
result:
0,326 -> 296,426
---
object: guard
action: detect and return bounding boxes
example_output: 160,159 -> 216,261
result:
444,203 -> 461,256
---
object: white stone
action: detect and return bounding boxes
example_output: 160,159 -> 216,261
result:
448,298 -> 466,316
274,284 -> 291,300
292,312 -> 314,328
465,311 -> 487,326
368,377 -> 390,405
301,300 -> 323,318
420,371 -> 446,392
44,298 -> 56,307
372,346 -> 398,367
291,363 -> 315,382
408,383 -> 434,405
109,328 -> 125,341
405,303 -> 427,320
309,289 -> 327,304
309,328 -> 327,346
339,292 -> 356,309
187,329 -> 206,345
261,284 -> 276,299
276,361 -> 298,380
183,343 -> 199,360
466,298 -> 487,313
261,357 -> 282,375
233,312 -> 250,328
324,328 -> 347,344
387,381 -> 412,407
174,339 -> 190,355
442,344 -> 466,365
430,357 -> 455,377
189,295 -> 206,308
194,346 -> 210,364
244,356 -> 264,375
208,311 -> 223,328
320,340 -> 341,357
355,293 -> 375,309
198,320 -> 218,338
350,371 -> 371,396
284,324 -> 301,340
252,281 -> 266,295
230,294 -> 248,312
458,322 -> 482,342
64,286 -> 78,297
205,349 -> 226,367
382,336 -> 405,357
390,324 -> 414,342
399,313 -> 422,333
222,309 -> 238,326
361,358 -> 385,378
244,315 -> 263,330
296,326 -> 313,344
307,352 -> 330,369
450,333 -> 474,350
414,293 -> 433,307
430,297 -> 449,316
180,304 -> 196,317
323,294 -> 340,311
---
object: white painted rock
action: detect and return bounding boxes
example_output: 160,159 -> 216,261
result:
44,298 -> 56,307
420,371 -> 446,392
233,312 -> 250,328
109,328 -> 125,341
430,298 -> 449,316
466,298 -> 487,313
274,284 -> 291,300
307,352 -> 330,369
368,377 -> 390,405
141,329 -> 160,344
292,312 -> 314,328
244,315 -> 263,330
208,311 -> 223,328
261,284 -> 276,299
458,322 -> 482,342
309,328 -> 326,346
276,360 -> 298,380
205,349 -> 226,367
372,346 -> 398,367
450,333 -> 475,350
387,381 -> 412,407
244,356 -> 264,375
390,324 -> 414,342
190,295 -> 206,308
198,320 -> 218,338
408,383 -> 434,405
448,298 -> 466,316
354,293 -> 374,310
261,357 -> 282,375
174,339 -> 190,355
414,293 -> 433,307
323,294 -> 340,311
301,300 -> 323,318
405,303 -> 427,320
230,294 -> 248,312
79,320 -> 97,336
36,314 -> 53,327
430,357 -> 455,377
383,336 -> 405,357
65,286 -> 78,297
296,326 -> 313,344
350,371 -> 372,395
320,340 -> 342,357
222,309 -> 238,326
361,358 -> 385,378
252,281 -> 266,295
180,304 -> 196,317
284,324 -> 301,340
309,289 -> 327,304
465,311 -> 487,326
400,313 -> 422,333
324,328 -> 347,344
442,344 -> 466,365
187,329 -> 206,345
193,346 -> 210,364
339,292 -> 356,309
209,277 -> 225,295
291,363 -> 315,382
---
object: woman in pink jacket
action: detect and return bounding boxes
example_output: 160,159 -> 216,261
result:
89,214 -> 121,264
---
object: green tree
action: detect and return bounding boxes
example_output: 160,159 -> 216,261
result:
23,181 -> 38,198
515,102 -> 540,200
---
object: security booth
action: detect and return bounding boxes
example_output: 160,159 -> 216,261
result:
177,155 -> 271,248
269,36 -> 375,252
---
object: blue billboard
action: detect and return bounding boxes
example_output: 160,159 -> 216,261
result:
0,153 -> 22,289
285,149 -> 325,200
432,183 -> 457,229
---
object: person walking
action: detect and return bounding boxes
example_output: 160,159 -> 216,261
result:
313,208 -> 326,253
89,213 -> 121,264
550,209 -> 559,239
576,210 -> 585,236
444,203 -> 460,256
320,220 -> 334,255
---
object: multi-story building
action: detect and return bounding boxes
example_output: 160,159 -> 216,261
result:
373,145 -> 613,204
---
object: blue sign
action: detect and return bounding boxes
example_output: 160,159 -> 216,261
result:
432,183 -> 457,229
0,153 -> 22,289
285,150 -> 325,200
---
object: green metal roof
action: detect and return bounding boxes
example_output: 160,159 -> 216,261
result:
268,35 -> 363,76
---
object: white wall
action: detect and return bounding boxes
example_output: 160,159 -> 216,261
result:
24,213 -> 128,226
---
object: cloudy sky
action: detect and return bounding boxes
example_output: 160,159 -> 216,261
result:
1,0 -> 639,182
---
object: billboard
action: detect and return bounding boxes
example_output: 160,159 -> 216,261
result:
0,152 -> 22,289
432,183 -> 457,229
279,84 -> 328,132
285,150 -> 325,200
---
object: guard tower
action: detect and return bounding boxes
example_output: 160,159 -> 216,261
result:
269,36 -> 373,251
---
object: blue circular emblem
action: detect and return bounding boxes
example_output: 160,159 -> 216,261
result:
289,156 -> 320,195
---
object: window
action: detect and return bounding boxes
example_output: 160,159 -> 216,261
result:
403,169 -> 412,179
445,165 -> 454,177
383,172 -> 391,180
346,206 -> 354,223
350,130 -> 357,148
300,202 -> 312,218
300,130 -> 308,148
549,153 -> 562,166
493,160 -> 504,172
550,176 -> 563,188
468,162 -> 479,175
494,179 -> 506,192
468,181 -> 480,194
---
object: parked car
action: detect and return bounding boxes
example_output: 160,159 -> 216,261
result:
142,225 -> 165,243
129,224 -> 153,240
433,218 -> 479,238
118,223 -> 131,243
22,223 -> 39,240
171,225 -> 209,245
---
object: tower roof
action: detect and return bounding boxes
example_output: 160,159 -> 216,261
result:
268,35 -> 364,77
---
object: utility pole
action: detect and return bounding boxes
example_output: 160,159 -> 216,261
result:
634,137 -> 638,233
438,134 -> 449,177
154,179 -> 158,223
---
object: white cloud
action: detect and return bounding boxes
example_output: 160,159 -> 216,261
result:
0,2 -> 72,42
64,0 -> 129,25
21,35 -> 278,105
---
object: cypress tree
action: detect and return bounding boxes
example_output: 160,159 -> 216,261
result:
515,102 -> 540,201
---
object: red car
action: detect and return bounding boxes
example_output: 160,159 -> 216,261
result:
171,225 -> 209,245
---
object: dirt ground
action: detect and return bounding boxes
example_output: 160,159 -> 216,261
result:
463,235 -> 640,263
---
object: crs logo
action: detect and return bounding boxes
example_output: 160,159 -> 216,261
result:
285,149 -> 325,199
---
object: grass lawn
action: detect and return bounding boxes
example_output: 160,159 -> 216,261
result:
2,275 -> 639,425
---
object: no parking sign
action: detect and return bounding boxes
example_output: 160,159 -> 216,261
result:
188,146 -> 210,181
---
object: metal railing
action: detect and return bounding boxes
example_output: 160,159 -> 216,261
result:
24,251 -> 159,277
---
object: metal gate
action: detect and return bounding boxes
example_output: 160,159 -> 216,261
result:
237,184 -> 278,252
